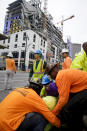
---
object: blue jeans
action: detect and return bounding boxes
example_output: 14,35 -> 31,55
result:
16,112 -> 48,131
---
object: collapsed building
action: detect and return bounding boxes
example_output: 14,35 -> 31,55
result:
1,0 -> 67,70
4,0 -> 65,56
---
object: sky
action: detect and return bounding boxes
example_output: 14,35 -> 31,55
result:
0,0 -> 87,44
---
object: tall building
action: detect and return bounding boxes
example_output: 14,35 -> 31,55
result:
3,0 -> 65,62
0,29 -> 49,70
67,38 -> 81,60
0,29 -> 58,71
71,43 -> 81,60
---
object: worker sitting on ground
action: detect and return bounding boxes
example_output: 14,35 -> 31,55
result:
40,74 -> 58,97
70,42 -> 87,71
29,49 -> 47,82
61,48 -> 72,70
0,79 -> 60,131
47,63 -> 87,131
41,74 -> 59,131
4,52 -> 16,90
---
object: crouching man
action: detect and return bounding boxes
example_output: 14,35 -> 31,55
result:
47,63 -> 87,131
0,80 -> 60,131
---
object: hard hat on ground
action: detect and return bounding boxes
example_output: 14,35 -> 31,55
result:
29,78 -> 42,95
42,75 -> 52,85
61,48 -> 69,54
7,52 -> 13,58
35,50 -> 42,55
30,78 -> 42,86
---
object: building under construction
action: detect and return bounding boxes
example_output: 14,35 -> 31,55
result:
3,0 -> 65,62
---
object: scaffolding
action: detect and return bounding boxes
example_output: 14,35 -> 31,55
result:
3,0 -> 65,62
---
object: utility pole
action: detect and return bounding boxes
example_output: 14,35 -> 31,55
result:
24,34 -> 29,71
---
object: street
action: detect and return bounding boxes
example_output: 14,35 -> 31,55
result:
0,70 -> 29,101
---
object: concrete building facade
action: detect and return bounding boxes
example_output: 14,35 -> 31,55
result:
0,29 -> 58,70
67,38 -> 81,60
3,0 -> 65,62
71,43 -> 81,60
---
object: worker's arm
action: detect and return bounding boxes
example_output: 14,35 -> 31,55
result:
52,76 -> 70,116
29,66 -> 33,78
43,61 -> 47,74
29,60 -> 39,78
65,57 -> 72,69
43,61 -> 47,69
40,87 -> 47,97
62,62 -> 66,69
12,60 -> 16,72
70,54 -> 84,69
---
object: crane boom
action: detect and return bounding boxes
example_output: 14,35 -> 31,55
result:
63,15 -> 75,23
57,15 -> 75,40
57,15 -> 75,25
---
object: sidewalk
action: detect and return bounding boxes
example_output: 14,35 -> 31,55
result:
0,71 -> 29,102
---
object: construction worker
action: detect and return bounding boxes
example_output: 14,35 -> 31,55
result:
0,80 -> 60,131
70,42 -> 87,71
47,64 -> 87,130
61,48 -> 72,69
41,75 -> 59,131
29,49 -> 47,82
4,52 -> 16,90
40,74 -> 58,97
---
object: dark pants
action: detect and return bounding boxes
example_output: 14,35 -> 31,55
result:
16,112 -> 48,131
59,90 -> 87,131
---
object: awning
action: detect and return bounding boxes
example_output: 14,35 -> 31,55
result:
0,33 -> 8,40
0,44 -> 8,49
0,33 -> 8,49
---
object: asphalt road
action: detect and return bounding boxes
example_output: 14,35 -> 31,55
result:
0,70 -> 29,101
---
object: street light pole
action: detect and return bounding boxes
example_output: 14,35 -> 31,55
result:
24,34 -> 29,71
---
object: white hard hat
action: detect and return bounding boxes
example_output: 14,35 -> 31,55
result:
61,48 -> 69,54
7,52 -> 13,58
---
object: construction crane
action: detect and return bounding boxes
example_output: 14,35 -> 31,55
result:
57,15 -> 75,39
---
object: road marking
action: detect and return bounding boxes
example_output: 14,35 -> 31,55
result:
0,80 -> 28,82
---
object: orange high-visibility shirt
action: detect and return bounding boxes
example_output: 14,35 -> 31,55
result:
0,88 -> 60,131
52,69 -> 87,115
62,57 -> 72,69
6,58 -> 16,72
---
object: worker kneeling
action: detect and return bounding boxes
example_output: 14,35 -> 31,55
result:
46,63 -> 87,131
0,79 -> 60,131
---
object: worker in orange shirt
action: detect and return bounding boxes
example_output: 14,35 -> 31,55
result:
0,80 -> 60,131
61,48 -> 72,69
4,52 -> 16,90
47,64 -> 87,130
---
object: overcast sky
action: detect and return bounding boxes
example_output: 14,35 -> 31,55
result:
0,0 -> 87,44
